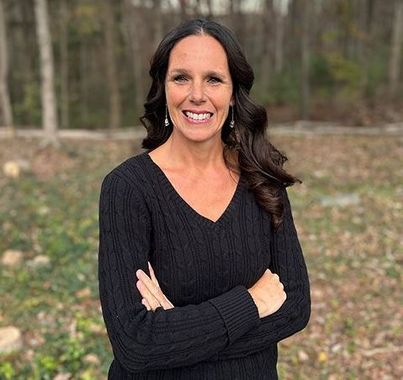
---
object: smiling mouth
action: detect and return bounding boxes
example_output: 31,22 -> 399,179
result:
182,111 -> 213,122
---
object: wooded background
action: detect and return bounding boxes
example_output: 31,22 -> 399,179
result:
0,0 -> 402,145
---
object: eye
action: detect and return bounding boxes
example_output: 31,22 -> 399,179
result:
173,75 -> 188,83
208,76 -> 222,84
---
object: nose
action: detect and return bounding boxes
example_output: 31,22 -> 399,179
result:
189,80 -> 206,104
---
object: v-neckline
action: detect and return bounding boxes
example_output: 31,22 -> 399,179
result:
143,151 -> 243,229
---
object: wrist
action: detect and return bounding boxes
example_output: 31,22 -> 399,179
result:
247,288 -> 263,318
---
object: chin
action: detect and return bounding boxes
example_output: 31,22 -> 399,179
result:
174,127 -> 222,144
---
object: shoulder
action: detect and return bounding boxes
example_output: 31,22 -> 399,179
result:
100,151 -> 152,196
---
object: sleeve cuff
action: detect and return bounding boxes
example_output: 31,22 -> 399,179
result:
208,285 -> 260,345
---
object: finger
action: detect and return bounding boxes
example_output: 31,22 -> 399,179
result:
136,279 -> 160,311
147,263 -> 174,309
137,269 -> 164,301
141,298 -> 151,311
162,296 -> 174,309
148,262 -> 160,287
137,278 -> 151,302
139,285 -> 159,312
137,269 -> 174,310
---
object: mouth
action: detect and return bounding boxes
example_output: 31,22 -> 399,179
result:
182,110 -> 214,124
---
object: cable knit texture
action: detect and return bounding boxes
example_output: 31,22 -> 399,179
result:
98,151 -> 311,379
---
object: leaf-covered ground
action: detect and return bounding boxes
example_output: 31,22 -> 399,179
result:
0,134 -> 401,379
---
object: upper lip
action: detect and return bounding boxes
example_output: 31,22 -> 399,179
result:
183,110 -> 213,115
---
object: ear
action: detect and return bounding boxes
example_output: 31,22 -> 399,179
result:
230,96 -> 234,107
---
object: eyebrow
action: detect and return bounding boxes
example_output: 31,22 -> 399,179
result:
169,68 -> 227,79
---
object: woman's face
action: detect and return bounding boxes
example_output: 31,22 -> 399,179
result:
165,34 -> 233,144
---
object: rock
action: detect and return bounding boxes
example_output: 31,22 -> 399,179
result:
3,160 -> 30,178
83,353 -> 100,365
1,249 -> 23,267
331,343 -> 342,353
298,350 -> 309,362
27,255 -> 50,268
319,193 -> 361,207
0,326 -> 23,354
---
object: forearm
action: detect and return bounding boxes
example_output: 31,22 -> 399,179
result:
99,247 -> 260,372
213,268 -> 310,360
213,188 -> 311,359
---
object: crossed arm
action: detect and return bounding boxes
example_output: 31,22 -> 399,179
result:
99,172 -> 310,372
135,187 -> 311,360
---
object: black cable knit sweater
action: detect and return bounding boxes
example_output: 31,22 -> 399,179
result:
98,151 -> 311,379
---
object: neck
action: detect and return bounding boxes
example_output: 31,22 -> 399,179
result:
164,132 -> 226,173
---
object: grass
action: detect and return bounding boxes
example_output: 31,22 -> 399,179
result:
0,134 -> 401,379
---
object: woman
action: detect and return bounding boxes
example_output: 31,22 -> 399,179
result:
98,18 -> 310,379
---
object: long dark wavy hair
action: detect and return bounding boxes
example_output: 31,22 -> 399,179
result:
140,18 -> 301,230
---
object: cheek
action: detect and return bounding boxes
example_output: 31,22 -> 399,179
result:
213,95 -> 233,114
166,85 -> 187,107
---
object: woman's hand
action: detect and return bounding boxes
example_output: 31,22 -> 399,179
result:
136,262 -> 174,311
248,269 -> 287,318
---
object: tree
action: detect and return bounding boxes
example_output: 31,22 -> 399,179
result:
273,0 -> 287,74
59,0 -> 69,129
0,0 -> 13,129
122,0 -> 146,120
300,0 -> 311,119
34,0 -> 59,146
103,0 -> 121,131
389,0 -> 403,98
259,0 -> 274,99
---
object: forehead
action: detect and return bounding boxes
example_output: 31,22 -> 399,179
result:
168,35 -> 230,73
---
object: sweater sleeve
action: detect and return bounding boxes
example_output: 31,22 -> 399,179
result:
213,187 -> 311,360
98,172 -> 260,373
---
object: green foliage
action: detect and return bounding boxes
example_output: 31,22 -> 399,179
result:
254,69 -> 300,107
73,3 -> 103,38
310,55 -> 334,89
32,355 -> 58,379
269,70 -> 301,106
326,53 -> 362,89
0,362 -> 16,380
13,83 -> 42,126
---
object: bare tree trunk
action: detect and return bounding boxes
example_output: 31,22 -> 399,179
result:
79,42 -> 90,127
273,0 -> 286,74
152,0 -> 163,49
300,0 -> 311,119
123,0 -> 145,120
179,0 -> 187,20
59,0 -> 69,129
260,0 -> 274,97
388,0 -> 403,97
0,0 -> 13,131
205,0 -> 213,17
34,0 -> 59,146
103,0 -> 121,131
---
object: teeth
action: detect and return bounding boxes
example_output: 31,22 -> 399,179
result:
185,111 -> 211,121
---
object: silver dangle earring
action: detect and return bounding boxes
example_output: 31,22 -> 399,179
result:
164,105 -> 170,127
229,106 -> 235,129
